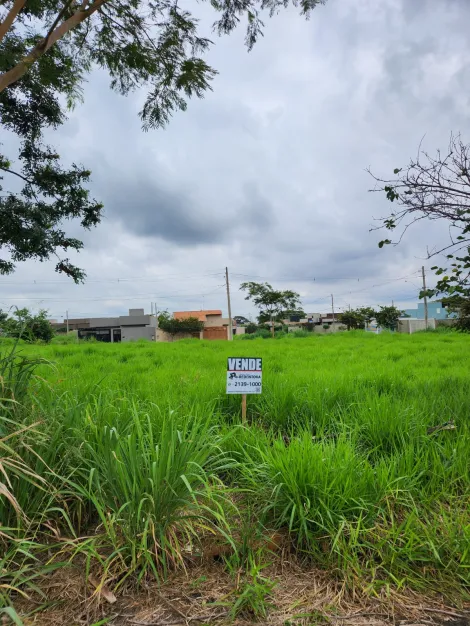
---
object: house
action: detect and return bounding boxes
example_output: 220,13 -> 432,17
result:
63,309 -> 157,342
403,301 -> 456,320
171,310 -> 238,340
283,313 -> 321,331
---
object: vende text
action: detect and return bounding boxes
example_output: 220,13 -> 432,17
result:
227,358 -> 262,371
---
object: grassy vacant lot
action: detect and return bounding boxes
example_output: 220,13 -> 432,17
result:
1,331 -> 469,624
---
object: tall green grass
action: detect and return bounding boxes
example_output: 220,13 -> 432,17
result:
1,332 -> 469,616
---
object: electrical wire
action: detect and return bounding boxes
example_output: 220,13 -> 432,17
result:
0,284 -> 226,304
0,271 -> 225,286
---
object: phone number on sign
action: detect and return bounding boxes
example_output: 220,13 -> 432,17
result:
231,381 -> 261,387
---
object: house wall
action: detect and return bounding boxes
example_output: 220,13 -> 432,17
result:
156,329 -> 201,342
121,325 -> 156,342
90,317 -> 120,328
119,314 -> 155,327
204,315 -> 224,327
313,322 -> 347,334
404,301 -> 455,320
436,319 -> 456,328
398,318 -> 436,334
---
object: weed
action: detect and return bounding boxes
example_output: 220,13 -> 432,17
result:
221,555 -> 276,620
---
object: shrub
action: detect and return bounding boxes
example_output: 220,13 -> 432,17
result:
242,432 -> 380,549
0,308 -> 54,343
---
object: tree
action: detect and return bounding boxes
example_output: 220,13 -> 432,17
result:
244,322 -> 258,334
157,311 -> 203,339
240,281 -> 302,336
0,308 -> 55,342
370,134 -> 470,299
338,307 -> 377,330
441,296 -> 470,331
1,20 -> 103,281
374,305 -> 403,331
338,309 -> 364,330
357,306 -> 376,326
233,315 -> 251,326
0,2 -> 326,280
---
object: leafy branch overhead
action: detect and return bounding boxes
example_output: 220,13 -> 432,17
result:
0,0 -> 326,281
370,133 -> 470,298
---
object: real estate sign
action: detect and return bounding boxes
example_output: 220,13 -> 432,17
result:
226,357 -> 262,394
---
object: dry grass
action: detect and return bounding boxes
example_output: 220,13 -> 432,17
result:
16,553 -> 470,626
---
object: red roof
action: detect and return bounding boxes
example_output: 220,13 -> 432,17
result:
173,310 -> 222,322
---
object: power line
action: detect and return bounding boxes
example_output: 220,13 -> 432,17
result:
0,271 -> 225,286
0,284 -> 226,304
230,270 -> 422,283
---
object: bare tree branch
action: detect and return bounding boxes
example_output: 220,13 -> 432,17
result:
370,133 -> 470,297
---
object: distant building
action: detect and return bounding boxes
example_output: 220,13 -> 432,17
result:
56,309 -> 157,342
54,308 -> 240,343
403,301 -> 456,320
171,310 -> 238,340
283,313 -> 321,329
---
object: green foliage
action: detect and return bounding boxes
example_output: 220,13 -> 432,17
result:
339,310 -> 364,330
0,308 -> 54,343
74,404 -> 235,577
234,315 -> 251,326
245,322 -> 259,334
239,328 -> 272,340
290,329 -> 310,337
224,556 -> 276,620
375,306 -> 403,331
0,24 -> 102,281
157,310 -> 204,336
339,307 -> 377,330
0,340 -> 47,405
0,0 -> 325,280
243,432 -> 380,547
442,296 -> 470,331
240,282 -> 302,325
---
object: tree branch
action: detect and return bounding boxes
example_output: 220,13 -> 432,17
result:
1,166 -> 40,202
0,0 -> 110,93
0,0 -> 26,44
43,0 -> 76,48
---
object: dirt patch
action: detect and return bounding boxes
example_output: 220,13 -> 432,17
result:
12,553 -> 470,626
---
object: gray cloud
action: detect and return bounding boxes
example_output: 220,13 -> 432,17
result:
4,0 -> 470,319
101,176 -> 225,245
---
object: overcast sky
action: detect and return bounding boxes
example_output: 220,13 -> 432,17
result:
2,0 -> 470,321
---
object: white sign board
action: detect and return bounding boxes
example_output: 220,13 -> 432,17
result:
226,357 -> 262,395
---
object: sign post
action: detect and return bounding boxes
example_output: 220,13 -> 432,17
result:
226,357 -> 263,423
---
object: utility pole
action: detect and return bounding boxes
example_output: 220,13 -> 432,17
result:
66,310 -> 69,334
225,267 -> 233,341
331,294 -> 335,323
422,266 -> 429,329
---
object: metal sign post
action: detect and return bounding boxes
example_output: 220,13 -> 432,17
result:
226,357 -> 263,423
